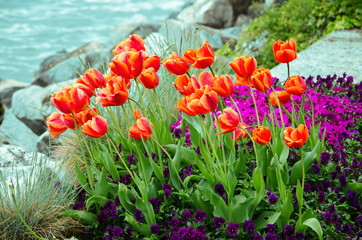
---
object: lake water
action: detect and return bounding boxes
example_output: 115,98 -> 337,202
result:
0,0 -> 185,83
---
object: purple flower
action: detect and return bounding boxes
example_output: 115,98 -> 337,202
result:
341,223 -> 352,235
215,184 -> 226,196
253,233 -> 263,240
338,174 -> 348,188
311,164 -> 321,175
128,153 -> 136,165
194,210 -> 206,223
295,232 -> 305,240
320,152 -> 331,165
173,128 -> 183,139
163,184 -> 172,200
150,224 -> 161,235
97,209 -> 108,224
193,231 -> 205,240
134,208 -> 144,223
185,227 -> 195,239
303,182 -> 311,193
182,210 -> 191,222
227,222 -> 239,238
266,224 -> 275,233
149,197 -> 161,212
284,224 -> 295,236
244,220 -> 255,236
163,167 -> 170,178
269,193 -> 279,205
171,217 -> 182,227
197,225 -> 206,234
265,232 -> 277,240
171,209 -> 176,216
213,216 -> 225,229
195,146 -> 201,155
317,191 -> 325,204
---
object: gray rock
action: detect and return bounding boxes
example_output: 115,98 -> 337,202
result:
36,131 -> 50,155
227,0 -> 253,17
233,14 -> 252,27
32,42 -> 112,87
0,108 -> 39,152
271,30 -> 362,83
0,78 -> 29,92
176,0 -> 234,29
0,78 -> 29,109
110,23 -> 161,46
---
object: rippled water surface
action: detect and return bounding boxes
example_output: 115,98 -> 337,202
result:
0,0 -> 185,83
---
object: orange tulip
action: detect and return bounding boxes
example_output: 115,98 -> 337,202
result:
250,68 -> 273,92
96,77 -> 128,107
60,113 -> 82,130
77,107 -> 98,125
138,67 -> 159,89
174,71 -> 213,96
197,71 -> 214,88
129,117 -> 153,140
232,122 -> 249,141
235,75 -> 252,87
283,124 -> 309,148
273,38 -> 297,63
229,56 -> 257,77
215,108 -> 239,134
143,54 -> 161,71
177,85 -> 218,116
183,40 -> 214,69
84,68 -> 105,88
133,109 -> 143,120
112,34 -> 145,55
73,82 -> 95,98
104,71 -> 117,84
52,86 -> 90,114
46,112 -> 67,139
163,53 -> 189,76
284,75 -> 306,95
269,91 -> 291,106
82,115 -> 108,138
212,75 -> 234,97
252,126 -> 272,145
110,51 -> 145,79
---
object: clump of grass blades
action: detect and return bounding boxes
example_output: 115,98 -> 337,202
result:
0,153 -> 82,239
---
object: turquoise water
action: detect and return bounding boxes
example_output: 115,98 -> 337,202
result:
0,0 -> 185,83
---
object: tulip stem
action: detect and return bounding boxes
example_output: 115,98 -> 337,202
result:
287,62 -> 290,80
153,89 -> 165,120
247,76 -> 260,126
299,148 -> 305,217
209,66 -> 216,77
271,86 -> 285,128
304,92 -> 315,127
290,100 -> 307,127
268,143 -> 284,201
121,105 -> 131,128
214,110 -> 227,173
238,125 -> 259,167
129,98 -> 145,113
134,79 -> 147,114
264,91 -> 276,133
186,72 -> 191,78
229,96 -> 244,123
137,77 -> 157,113
9,184 -> 47,240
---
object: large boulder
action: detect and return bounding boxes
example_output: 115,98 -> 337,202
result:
176,0 -> 234,29
227,0 -> 253,18
110,23 -> 161,47
32,42 -> 112,87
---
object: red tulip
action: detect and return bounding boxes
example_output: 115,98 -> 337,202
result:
60,113 -> 82,130
129,117 -> 153,140
176,97 -> 199,116
143,54 -> 161,71
269,91 -> 291,106
183,40 -> 214,69
232,122 -> 249,141
284,75 -> 306,95
82,115 -> 108,138
229,56 -> 257,77
283,124 -> 309,148
163,53 -> 189,75
250,68 -> 273,92
215,108 -> 239,134
273,38 -> 297,63
52,86 -> 90,114
235,75 -> 252,87
212,75 -> 234,97
112,34 -> 145,55
46,112 -> 67,139
133,109 -> 143,120
252,126 -> 272,145
84,68 -> 105,88
174,71 -> 213,96
138,67 -> 159,89
110,50 -> 145,79
197,71 -> 214,88
96,77 -> 128,107
77,107 -> 98,125
73,82 -> 95,98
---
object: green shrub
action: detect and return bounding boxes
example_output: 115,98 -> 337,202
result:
218,0 -> 362,69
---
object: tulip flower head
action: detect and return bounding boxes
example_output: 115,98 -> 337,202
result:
110,50 -> 145,79
252,126 -> 272,145
83,68 -> 105,88
233,123 -> 249,141
174,71 -> 213,96
52,85 -> 90,114
112,34 -> 145,55
250,68 -> 273,92
284,75 -> 307,95
230,56 -> 257,77
73,81 -> 95,98
139,67 -> 159,89
269,91 -> 291,106
183,40 -> 214,69
273,38 -> 297,63
215,108 -> 239,134
46,112 -> 67,139
129,117 -> 153,140
163,53 -> 190,76
143,54 -> 161,71
82,115 -> 108,138
60,113 -> 82,130
283,124 -> 309,148
133,109 -> 143,120
212,75 -> 234,97
96,77 -> 129,107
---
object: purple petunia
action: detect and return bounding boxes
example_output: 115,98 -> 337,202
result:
134,208 -> 144,223
338,174 -> 348,188
317,191 -> 326,204
265,232 -> 277,240
150,224 -> 161,235
268,193 -> 279,205
244,220 -> 255,236
213,216 -> 225,229
163,184 -> 172,200
253,233 -> 263,240
149,197 -> 161,212
182,210 -> 191,222
194,210 -> 206,223
320,152 -> 331,165
266,224 -> 275,234
227,222 -> 239,238
215,183 -> 226,196
311,164 -> 321,175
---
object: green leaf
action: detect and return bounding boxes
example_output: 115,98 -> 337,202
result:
86,195 -> 110,210
95,169 -> 111,198
125,213 -> 151,235
277,191 -> 294,228
254,211 -> 281,230
303,218 -> 323,240
296,180 -> 303,213
276,168 -> 286,203
60,210 -> 97,225
102,151 -> 120,181
344,182 -> 362,194
118,184 -> 136,213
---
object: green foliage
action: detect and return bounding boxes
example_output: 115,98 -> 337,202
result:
217,0 -> 362,69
